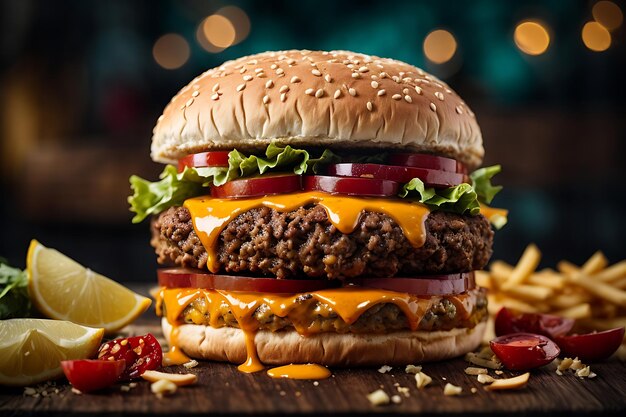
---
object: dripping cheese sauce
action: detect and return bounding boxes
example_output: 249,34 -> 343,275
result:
159,192 -> 501,373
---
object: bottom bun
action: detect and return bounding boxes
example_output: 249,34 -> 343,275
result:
162,319 -> 486,366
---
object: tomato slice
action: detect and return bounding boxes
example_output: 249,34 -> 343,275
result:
495,307 -> 574,339
303,175 -> 399,197
178,151 -> 230,172
211,174 -> 302,199
327,163 -> 469,188
554,327 -> 625,362
388,153 -> 467,174
490,333 -> 560,371
158,268 -> 337,293
97,334 -> 162,380
61,359 -> 126,393
347,273 -> 475,296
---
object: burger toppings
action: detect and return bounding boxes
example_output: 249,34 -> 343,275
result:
96,334 -> 162,380
129,143 -> 504,225
156,286 -> 487,336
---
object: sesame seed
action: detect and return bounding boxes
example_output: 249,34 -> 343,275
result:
392,76 -> 400,83
348,88 -> 357,96
351,72 -> 361,79
392,94 -> 402,100
334,89 -> 342,99
257,72 -> 267,78
404,95 -> 412,103
311,69 -> 322,76
315,89 -> 324,98
212,83 -> 220,92
236,84 -> 246,92
263,95 -> 270,104
430,102 -> 437,112
380,72 -> 388,78
243,75 -> 253,81
359,66 -> 369,73
377,89 -> 386,96
456,106 -> 463,114
211,93 -> 219,100
287,59 -> 296,65
265,80 -> 274,88
270,64 -> 278,70
279,85 -> 289,93
445,88 -> 452,94
347,64 -> 355,69
324,74 -> 332,83
403,88 -> 410,95
186,98 -> 194,107
276,68 -> 284,75
403,77 -> 412,83
371,75 -> 378,80
366,101 -> 373,111
280,93 -> 287,102
192,91 -> 200,97
371,81 -> 379,88
305,88 -> 314,95
239,68 -> 246,74
415,86 -> 423,95
435,92 -> 444,101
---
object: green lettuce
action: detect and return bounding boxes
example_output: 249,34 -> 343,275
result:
399,165 -> 504,228
0,259 -> 32,320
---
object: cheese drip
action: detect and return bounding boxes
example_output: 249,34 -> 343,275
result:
158,287 -> 477,373
184,192 -> 430,273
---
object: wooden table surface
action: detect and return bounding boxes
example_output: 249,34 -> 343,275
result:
2,284 -> 626,416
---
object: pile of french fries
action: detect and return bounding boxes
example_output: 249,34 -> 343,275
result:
477,244 -> 626,358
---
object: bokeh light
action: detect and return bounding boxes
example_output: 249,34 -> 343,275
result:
514,21 -> 551,56
152,33 -> 190,69
423,30 -> 457,64
216,6 -> 251,45
197,14 -> 236,53
582,21 -> 612,51
592,1 -> 623,31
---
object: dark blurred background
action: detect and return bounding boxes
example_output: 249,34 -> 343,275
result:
1,0 -> 624,281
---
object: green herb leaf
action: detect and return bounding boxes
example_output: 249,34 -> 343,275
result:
0,261 -> 32,319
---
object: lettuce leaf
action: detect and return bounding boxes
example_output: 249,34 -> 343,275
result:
471,165 -> 503,204
400,178 -> 481,215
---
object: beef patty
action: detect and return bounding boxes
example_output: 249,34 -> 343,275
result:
151,205 -> 493,280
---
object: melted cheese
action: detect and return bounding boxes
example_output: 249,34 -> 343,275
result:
267,364 -> 331,380
184,192 -> 431,273
158,287 -> 475,373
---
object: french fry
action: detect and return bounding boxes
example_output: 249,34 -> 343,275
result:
568,274 -> 626,307
613,276 -> 626,290
527,272 -> 565,290
501,244 -> 541,290
581,251 -> 608,275
505,284 -> 553,302
554,303 -> 592,320
593,261 -> 626,283
557,260 -> 579,276
489,294 -> 542,314
549,293 -> 591,309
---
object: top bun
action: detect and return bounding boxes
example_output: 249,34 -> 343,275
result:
152,50 -> 484,170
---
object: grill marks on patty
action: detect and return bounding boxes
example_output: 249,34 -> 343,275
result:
151,205 -> 493,279
173,288 -> 488,334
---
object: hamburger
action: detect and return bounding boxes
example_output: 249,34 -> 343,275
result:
129,50 -> 506,371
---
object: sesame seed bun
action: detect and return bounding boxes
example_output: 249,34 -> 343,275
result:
151,50 -> 484,170
161,318 -> 486,367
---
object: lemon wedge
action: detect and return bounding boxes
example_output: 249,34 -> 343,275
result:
0,319 -> 104,386
27,240 -> 151,334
